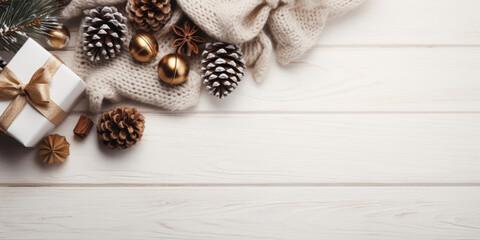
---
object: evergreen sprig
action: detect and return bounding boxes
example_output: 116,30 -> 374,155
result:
0,0 -> 63,52
0,0 -> 9,8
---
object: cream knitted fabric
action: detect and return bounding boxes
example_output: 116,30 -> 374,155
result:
177,0 -> 364,81
63,0 -> 363,113
63,0 -> 125,17
69,8 -> 202,113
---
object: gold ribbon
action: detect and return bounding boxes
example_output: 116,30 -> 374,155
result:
0,56 -> 67,133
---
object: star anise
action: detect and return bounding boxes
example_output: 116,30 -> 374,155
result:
171,21 -> 204,56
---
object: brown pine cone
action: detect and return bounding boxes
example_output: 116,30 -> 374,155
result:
97,107 -> 146,150
126,0 -> 172,32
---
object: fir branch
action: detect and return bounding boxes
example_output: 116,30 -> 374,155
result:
0,0 -> 63,52
0,0 -> 9,10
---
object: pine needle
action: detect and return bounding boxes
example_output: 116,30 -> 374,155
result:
0,0 -> 63,52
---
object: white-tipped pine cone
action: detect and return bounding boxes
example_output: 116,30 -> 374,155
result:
201,42 -> 246,99
82,6 -> 128,62
126,0 -> 172,32
97,107 -> 146,150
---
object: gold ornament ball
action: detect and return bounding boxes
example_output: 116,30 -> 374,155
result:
157,54 -> 189,85
129,32 -> 159,63
47,25 -> 70,49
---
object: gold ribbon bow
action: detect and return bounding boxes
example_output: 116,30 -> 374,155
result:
0,56 -> 67,132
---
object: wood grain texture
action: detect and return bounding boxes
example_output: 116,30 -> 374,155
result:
1,0 -> 480,238
318,0 -> 480,46
1,187 -> 479,239
1,113 -> 479,184
48,47 -> 480,113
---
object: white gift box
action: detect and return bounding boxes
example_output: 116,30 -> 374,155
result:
0,38 -> 86,147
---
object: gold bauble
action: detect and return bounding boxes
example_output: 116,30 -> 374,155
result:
47,25 -> 70,49
157,54 -> 189,85
129,32 -> 159,63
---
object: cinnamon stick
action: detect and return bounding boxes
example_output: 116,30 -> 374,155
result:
73,115 -> 94,138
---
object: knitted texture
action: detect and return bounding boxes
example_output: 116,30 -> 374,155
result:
70,8 -> 202,113
63,0 -> 363,113
176,0 -> 364,81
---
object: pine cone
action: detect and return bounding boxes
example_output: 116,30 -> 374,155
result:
201,42 -> 246,99
0,56 -> 6,73
82,6 -> 128,62
126,0 -> 172,32
97,107 -> 145,150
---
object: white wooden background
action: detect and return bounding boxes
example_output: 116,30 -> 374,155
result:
1,0 -> 480,239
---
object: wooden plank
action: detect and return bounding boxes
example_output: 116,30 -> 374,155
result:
1,187 -> 479,239
62,0 -> 480,47
51,47 -> 480,113
1,113 -> 479,184
318,0 -> 480,46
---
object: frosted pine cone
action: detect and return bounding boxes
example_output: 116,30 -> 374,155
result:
82,6 -> 128,62
201,42 -> 246,99
97,107 -> 146,150
126,0 -> 172,32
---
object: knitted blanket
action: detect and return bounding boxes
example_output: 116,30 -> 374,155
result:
63,0 -> 364,113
